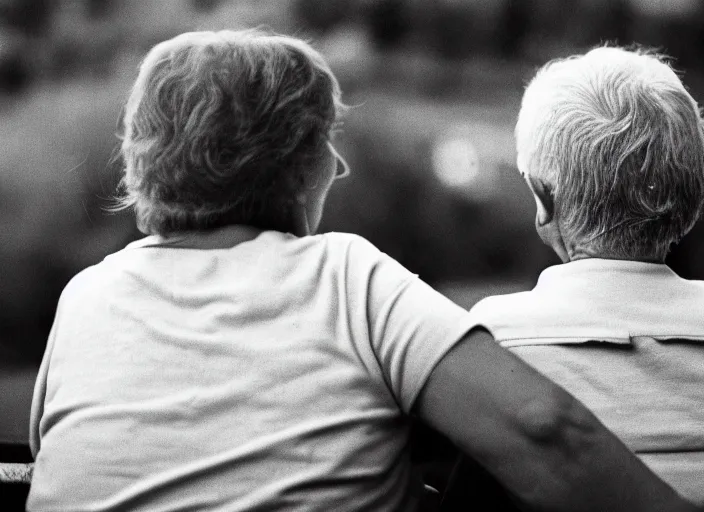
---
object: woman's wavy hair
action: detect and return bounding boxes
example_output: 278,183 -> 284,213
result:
516,45 -> 704,260
113,29 -> 346,235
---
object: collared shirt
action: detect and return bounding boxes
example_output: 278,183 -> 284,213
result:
469,259 -> 704,505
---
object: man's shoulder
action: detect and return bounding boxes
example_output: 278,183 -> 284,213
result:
470,290 -> 539,319
674,274 -> 704,294
468,288 -> 567,344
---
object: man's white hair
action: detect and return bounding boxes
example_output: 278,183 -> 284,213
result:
516,46 -> 704,260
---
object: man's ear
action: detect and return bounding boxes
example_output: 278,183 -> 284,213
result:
523,173 -> 570,262
523,173 -> 555,227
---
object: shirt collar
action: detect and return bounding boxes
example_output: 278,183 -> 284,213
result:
536,258 -> 676,294
485,258 -> 704,347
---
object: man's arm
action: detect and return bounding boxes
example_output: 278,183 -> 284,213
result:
414,327 -> 698,512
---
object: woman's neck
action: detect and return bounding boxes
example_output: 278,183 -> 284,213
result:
151,224 -> 264,250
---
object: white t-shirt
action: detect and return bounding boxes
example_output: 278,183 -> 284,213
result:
29,229 -> 475,511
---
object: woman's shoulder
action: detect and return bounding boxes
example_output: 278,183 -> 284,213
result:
318,231 -> 376,249
317,232 -> 404,268
53,263 -> 105,313
319,231 -> 395,257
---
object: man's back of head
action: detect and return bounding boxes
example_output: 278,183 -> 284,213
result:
516,46 -> 704,262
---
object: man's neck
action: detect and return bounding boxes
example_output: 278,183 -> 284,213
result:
565,245 -> 665,264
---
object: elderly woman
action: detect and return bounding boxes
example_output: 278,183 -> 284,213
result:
28,32 -> 696,511
470,46 -> 704,505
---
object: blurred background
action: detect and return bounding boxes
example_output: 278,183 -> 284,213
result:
2,0 -> 704,446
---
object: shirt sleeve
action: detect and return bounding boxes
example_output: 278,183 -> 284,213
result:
30,305 -> 59,458
343,235 -> 478,414
29,270 -> 89,458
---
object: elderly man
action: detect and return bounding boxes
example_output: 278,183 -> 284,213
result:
469,46 -> 704,505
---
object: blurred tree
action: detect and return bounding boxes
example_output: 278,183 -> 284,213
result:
498,0 -> 532,58
293,0 -> 352,34
0,0 -> 53,36
0,0 -> 55,94
190,0 -> 222,14
0,250 -> 71,363
596,0 -> 634,46
0,52 -> 29,94
364,0 -> 409,50
45,40 -> 82,80
86,0 -> 115,19
424,3 -> 479,60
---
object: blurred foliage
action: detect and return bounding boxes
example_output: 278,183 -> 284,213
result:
293,0 -> 353,33
1,0 -> 704,363
364,0 -> 409,49
0,0 -> 53,36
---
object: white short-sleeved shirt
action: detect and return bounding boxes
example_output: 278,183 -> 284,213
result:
469,259 -> 704,505
28,229 -> 475,511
